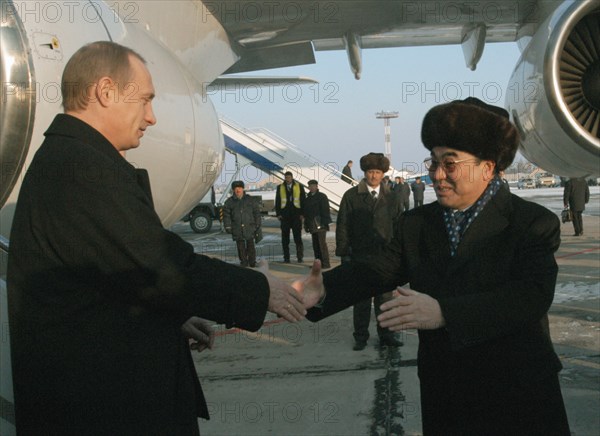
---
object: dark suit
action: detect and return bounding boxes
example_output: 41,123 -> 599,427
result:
8,115 -> 270,434
563,177 -> 589,235
341,164 -> 353,184
393,181 -> 411,211
304,189 -> 332,267
336,180 -> 403,343
310,187 -> 569,434
411,180 -> 426,208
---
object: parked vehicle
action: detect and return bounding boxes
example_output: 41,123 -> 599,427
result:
518,178 -> 536,189
183,201 -> 222,233
536,173 -> 559,188
182,187 -> 222,233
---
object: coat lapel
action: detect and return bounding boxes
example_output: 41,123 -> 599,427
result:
448,189 -> 512,273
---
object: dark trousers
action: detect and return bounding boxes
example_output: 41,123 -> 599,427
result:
281,215 -> 303,260
402,200 -> 410,211
414,199 -> 423,208
236,239 -> 256,267
311,231 -> 330,267
353,291 -> 394,343
571,210 -> 584,235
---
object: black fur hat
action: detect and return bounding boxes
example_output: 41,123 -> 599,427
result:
231,180 -> 244,189
360,152 -> 390,172
421,98 -> 519,171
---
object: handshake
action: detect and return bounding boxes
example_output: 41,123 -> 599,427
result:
183,260 -> 325,352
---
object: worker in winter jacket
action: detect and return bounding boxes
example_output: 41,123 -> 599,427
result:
224,181 -> 261,267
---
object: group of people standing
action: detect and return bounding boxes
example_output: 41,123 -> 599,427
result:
224,155 -> 433,350
7,40 -> 575,435
223,171 -> 333,269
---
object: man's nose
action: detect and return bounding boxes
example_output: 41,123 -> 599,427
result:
146,104 -> 157,125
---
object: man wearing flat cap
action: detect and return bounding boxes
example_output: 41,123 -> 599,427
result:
305,98 -> 570,434
223,181 -> 261,267
335,152 -> 404,350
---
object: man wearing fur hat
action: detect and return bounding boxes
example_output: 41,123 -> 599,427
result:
335,152 -> 404,350
223,181 -> 261,267
305,98 -> 570,434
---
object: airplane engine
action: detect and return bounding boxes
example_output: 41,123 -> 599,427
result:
507,0 -> 599,177
0,0 -> 231,230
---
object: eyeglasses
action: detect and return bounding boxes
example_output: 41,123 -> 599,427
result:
423,157 -> 481,174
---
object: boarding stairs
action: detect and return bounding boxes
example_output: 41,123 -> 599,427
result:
219,116 -> 356,211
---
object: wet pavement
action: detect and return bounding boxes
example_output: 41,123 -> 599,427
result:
171,187 -> 599,436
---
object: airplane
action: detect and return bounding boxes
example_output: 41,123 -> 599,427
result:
1,0 -> 599,233
0,0 -> 598,432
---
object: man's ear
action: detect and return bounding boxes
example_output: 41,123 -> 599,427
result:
95,76 -> 116,108
483,161 -> 496,181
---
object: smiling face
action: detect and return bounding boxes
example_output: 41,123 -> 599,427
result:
106,55 -> 156,152
428,146 -> 495,210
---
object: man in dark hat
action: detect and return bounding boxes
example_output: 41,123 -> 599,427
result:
336,152 -> 404,350
303,180 -> 332,268
304,98 -> 570,434
223,181 -> 261,267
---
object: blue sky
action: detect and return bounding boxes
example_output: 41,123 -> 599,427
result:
212,42 -> 523,175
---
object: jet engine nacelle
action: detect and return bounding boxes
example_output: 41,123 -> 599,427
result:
507,0 -> 599,177
0,0 -> 232,233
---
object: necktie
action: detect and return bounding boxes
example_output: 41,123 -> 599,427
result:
371,190 -> 377,200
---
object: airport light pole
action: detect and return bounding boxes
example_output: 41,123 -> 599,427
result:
375,111 -> 399,163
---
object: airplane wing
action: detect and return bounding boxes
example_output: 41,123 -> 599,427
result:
203,0 -> 599,177
207,0 -> 548,77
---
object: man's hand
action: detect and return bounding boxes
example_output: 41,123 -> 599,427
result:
292,260 -> 325,309
182,317 -> 215,353
377,287 -> 446,331
255,260 -> 306,322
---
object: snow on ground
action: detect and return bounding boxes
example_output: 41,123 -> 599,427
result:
554,282 -> 600,304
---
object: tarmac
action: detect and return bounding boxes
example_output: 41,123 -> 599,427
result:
172,187 -> 600,436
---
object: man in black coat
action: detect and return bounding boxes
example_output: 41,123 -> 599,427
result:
303,98 -> 570,435
303,180 -> 332,268
336,153 -> 404,350
223,180 -> 261,267
393,175 -> 411,211
341,160 -> 354,184
7,41 -> 306,435
411,176 -> 426,208
275,171 -> 306,263
563,177 -> 590,236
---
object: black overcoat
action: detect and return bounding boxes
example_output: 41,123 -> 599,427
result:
335,180 -> 403,258
309,187 -> 570,435
393,181 -> 411,203
563,177 -> 590,212
303,190 -> 331,233
8,115 -> 270,435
